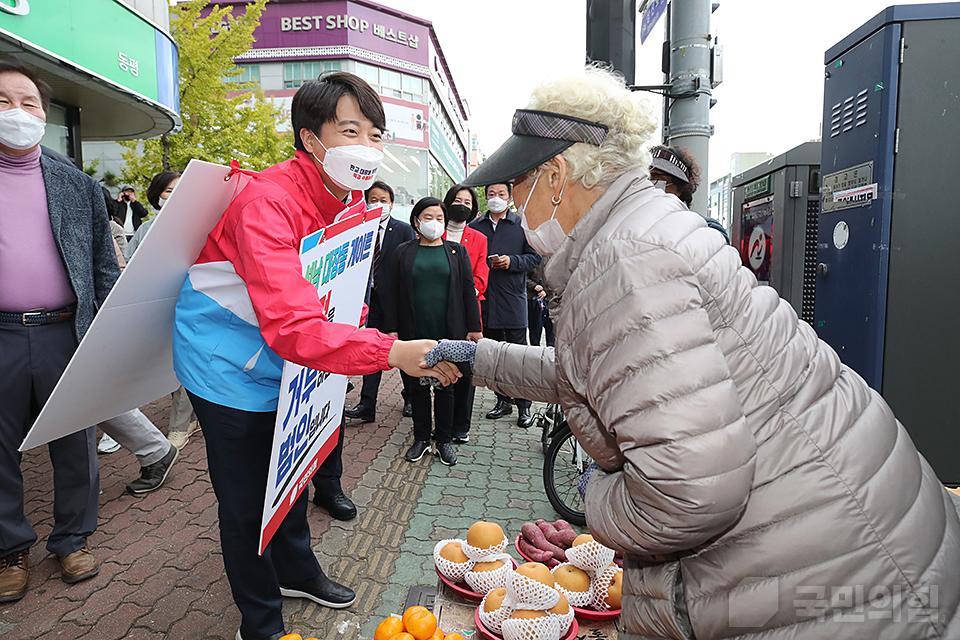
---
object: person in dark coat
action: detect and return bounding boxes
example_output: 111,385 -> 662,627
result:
468,183 -> 541,427
382,197 -> 482,466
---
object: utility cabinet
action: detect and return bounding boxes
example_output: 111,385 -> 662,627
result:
817,3 -> 960,482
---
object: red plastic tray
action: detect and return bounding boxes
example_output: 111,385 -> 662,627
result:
474,606 -> 578,640
435,557 -> 519,602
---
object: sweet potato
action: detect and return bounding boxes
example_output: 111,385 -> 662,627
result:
521,522 -> 542,544
545,556 -> 561,568
553,520 -> 575,533
527,521 -> 568,561
518,537 -> 554,563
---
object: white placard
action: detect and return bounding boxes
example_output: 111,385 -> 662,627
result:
20,160 -> 250,451
258,209 -> 380,553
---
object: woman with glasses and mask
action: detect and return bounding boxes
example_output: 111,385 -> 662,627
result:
382,197 -> 482,467
442,185 -> 488,443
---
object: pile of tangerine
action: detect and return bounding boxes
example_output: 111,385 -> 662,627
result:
374,606 -> 466,640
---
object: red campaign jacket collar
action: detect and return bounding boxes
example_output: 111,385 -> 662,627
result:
239,151 -> 366,227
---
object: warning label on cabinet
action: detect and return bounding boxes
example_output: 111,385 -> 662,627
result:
822,161 -> 874,213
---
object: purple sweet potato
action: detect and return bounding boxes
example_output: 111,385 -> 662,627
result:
527,521 -> 567,560
518,537 -> 554,563
538,520 -> 561,544
553,519 -> 575,533
521,522 -> 542,544
545,556 -> 561,568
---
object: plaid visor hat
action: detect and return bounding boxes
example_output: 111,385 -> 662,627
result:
461,109 -> 609,188
649,146 -> 691,184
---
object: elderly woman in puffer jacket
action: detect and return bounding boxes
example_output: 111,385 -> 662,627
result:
451,67 -> 960,639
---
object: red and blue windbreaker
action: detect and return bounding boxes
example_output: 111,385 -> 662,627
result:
173,151 -> 395,412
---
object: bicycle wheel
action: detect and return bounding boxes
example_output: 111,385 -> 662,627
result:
543,424 -> 588,526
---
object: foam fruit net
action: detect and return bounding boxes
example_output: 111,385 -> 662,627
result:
548,607 -> 575,636
591,564 -> 622,612
550,563 -> 594,608
501,615 -> 561,640
464,553 -> 512,595
478,591 -> 514,636
565,541 -> 616,575
507,571 -> 561,610
433,539 -> 474,583
461,534 -> 508,561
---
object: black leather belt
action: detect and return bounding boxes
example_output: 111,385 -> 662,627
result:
0,309 -> 76,326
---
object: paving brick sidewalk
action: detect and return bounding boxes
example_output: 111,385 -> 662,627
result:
2,371 -> 601,639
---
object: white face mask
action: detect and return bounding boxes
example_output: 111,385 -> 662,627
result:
0,108 -> 46,151
311,135 -> 384,192
158,198 -> 167,209
519,172 -> 568,256
418,218 -> 445,241
652,180 -> 668,191
487,196 -> 509,214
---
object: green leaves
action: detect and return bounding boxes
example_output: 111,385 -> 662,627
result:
121,0 -> 293,192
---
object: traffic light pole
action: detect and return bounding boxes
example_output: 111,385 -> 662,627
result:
664,0 -> 713,214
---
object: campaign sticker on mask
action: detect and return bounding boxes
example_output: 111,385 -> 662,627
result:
312,136 -> 384,192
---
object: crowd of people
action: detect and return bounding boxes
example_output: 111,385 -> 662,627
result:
3,55 -> 959,640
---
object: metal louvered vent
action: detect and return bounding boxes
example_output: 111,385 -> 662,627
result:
802,199 -> 820,325
855,89 -> 868,127
830,89 -> 868,138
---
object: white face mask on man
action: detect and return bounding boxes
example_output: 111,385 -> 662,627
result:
310,134 -> 384,192
0,108 -> 46,151
519,171 -> 568,256
486,197 -> 509,214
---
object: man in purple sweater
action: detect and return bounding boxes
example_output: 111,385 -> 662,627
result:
0,61 -> 119,602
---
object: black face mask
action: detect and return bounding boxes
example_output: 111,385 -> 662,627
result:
448,204 -> 472,223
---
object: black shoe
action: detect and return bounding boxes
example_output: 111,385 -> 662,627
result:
235,631 -> 287,640
344,403 -> 375,423
452,432 -> 470,444
435,442 -> 457,466
280,568 -> 356,609
126,444 -> 178,494
313,492 -> 357,521
485,400 -> 513,420
405,440 -> 430,462
517,407 -> 533,429
402,400 -> 413,418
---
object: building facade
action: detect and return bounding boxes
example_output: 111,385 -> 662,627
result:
222,0 -> 470,219
0,0 -> 180,165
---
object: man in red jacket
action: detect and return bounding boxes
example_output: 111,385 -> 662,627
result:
172,73 -> 459,640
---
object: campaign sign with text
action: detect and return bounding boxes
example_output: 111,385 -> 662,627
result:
259,207 -> 380,554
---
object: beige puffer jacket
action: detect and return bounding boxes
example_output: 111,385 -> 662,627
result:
473,168 -> 960,639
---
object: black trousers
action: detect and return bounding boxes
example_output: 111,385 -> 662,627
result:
483,327 -> 532,410
0,321 -> 98,558
310,417 -> 344,497
400,372 -> 454,443
528,298 -> 556,347
452,366 -> 475,438
188,392 -> 322,639
358,370 -> 408,413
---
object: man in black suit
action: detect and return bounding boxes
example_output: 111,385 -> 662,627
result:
310,181 -> 415,520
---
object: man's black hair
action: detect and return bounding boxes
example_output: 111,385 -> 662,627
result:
0,60 -> 52,113
443,184 -> 479,222
365,180 -> 394,203
485,182 -> 513,198
409,196 -> 447,232
291,72 -> 386,153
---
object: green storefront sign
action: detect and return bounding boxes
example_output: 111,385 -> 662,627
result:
743,174 -> 772,200
429,118 -> 465,183
0,0 -> 177,110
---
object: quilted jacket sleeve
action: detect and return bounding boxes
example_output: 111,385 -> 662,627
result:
576,238 -> 757,557
473,339 -> 562,405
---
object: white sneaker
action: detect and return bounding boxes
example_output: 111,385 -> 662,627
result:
97,433 -> 121,454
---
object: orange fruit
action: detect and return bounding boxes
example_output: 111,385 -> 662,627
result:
509,609 -> 547,619
573,534 -> 594,546
375,617 -> 404,640
388,634 -> 415,640
431,627 -> 445,639
466,521 -> 505,549
439,542 -> 469,564
402,607 -> 438,640
554,564 -> 591,592
604,570 -> 623,609
444,635 -> 466,640
549,592 -> 570,615
472,560 -> 504,573
279,635 -> 303,640
515,562 -> 555,588
484,587 -> 507,612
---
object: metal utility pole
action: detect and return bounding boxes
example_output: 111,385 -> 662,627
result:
664,0 -> 714,214
586,0 -> 637,85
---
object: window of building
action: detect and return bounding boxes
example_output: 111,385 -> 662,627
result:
224,63 -> 260,84
283,60 -> 341,89
355,62 -> 425,104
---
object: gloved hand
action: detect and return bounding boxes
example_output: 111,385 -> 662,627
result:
578,461 -> 601,501
419,340 -> 477,388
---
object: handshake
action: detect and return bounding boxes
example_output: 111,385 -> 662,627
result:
420,340 -> 477,388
